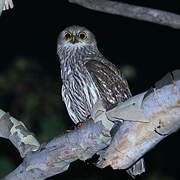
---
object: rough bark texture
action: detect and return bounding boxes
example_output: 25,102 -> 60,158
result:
69,0 -> 180,30
3,120 -> 112,180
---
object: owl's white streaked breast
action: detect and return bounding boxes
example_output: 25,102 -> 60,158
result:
61,57 -> 100,123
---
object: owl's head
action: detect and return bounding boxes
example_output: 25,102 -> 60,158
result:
57,25 -> 97,53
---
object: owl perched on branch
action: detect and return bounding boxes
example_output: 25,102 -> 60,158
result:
57,25 -> 145,176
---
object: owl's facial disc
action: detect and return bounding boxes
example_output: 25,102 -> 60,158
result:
57,26 -> 98,54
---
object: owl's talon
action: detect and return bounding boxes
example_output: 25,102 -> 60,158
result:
87,115 -> 92,120
74,122 -> 83,129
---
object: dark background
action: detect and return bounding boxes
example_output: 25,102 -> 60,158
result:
0,0 -> 180,179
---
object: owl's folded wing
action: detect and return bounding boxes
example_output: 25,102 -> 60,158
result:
85,59 -> 131,107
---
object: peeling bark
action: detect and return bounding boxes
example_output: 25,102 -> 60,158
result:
0,110 -> 40,158
97,70 -> 180,169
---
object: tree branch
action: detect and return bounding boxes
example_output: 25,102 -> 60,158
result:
1,70 -> 180,180
97,70 -> 180,169
69,0 -> 180,30
3,118 -> 112,180
0,110 -> 40,158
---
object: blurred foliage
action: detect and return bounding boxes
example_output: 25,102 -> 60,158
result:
120,64 -> 137,81
0,57 -> 68,142
0,156 -> 16,178
0,57 -> 70,178
145,172 -> 175,180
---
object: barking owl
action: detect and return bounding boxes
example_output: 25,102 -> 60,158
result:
57,25 -> 131,124
57,25 -> 145,176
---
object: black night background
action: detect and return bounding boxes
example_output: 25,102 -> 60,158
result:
0,0 -> 180,179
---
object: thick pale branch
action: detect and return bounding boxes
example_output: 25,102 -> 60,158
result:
3,120 -> 111,180
97,70 -> 180,169
69,0 -> 180,30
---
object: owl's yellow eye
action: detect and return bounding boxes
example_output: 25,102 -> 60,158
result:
64,32 -> 72,39
78,32 -> 87,39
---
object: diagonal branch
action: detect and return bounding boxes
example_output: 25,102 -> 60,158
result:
97,70 -> 180,170
69,0 -> 180,30
1,70 -> 180,180
3,119 -> 112,180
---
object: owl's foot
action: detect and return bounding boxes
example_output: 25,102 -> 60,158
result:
87,115 -> 92,120
66,122 -> 84,132
74,122 -> 84,129
74,115 -> 92,129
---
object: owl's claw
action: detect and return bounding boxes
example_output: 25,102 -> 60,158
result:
66,122 -> 84,132
87,115 -> 92,120
74,122 -> 84,129
74,115 -> 92,129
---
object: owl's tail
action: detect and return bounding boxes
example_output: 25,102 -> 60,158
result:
126,158 -> 145,178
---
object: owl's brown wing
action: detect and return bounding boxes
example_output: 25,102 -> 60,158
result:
85,59 -> 131,109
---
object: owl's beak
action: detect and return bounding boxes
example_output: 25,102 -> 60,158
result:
71,35 -> 79,44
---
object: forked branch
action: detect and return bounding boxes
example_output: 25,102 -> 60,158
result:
1,70 -> 180,180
